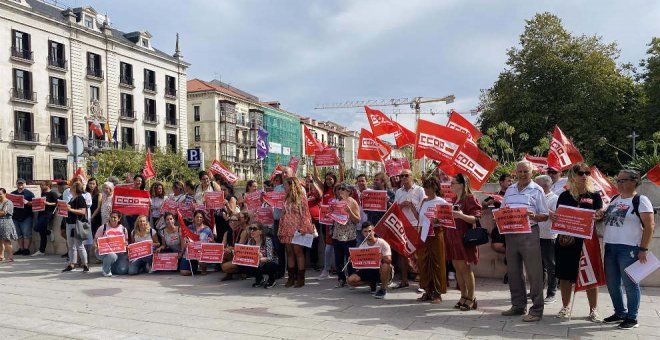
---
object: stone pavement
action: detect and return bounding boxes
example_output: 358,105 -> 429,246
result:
1,256 -> 659,340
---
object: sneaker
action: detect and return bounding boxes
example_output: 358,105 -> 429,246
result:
588,309 -> 603,323
264,280 -> 277,289
102,270 -> 112,277
335,280 -> 346,288
252,278 -> 265,287
544,295 -> 556,305
30,251 -> 45,257
556,306 -> 571,319
603,314 -> 625,323
448,272 -> 456,281
370,282 -> 377,295
21,249 -> 30,255
618,318 -> 639,330
319,270 -> 329,279
374,289 -> 386,299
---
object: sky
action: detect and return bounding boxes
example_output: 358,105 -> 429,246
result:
63,0 -> 659,141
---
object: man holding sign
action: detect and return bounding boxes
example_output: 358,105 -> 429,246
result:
501,161 -> 549,322
347,223 -> 393,299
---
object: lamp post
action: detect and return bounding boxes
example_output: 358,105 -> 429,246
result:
628,131 -> 639,159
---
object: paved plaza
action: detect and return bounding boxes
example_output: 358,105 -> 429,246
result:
1,256 -> 659,339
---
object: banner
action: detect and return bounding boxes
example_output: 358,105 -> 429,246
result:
257,128 -> 269,159
263,191 -> 285,209
493,207 -> 531,234
590,166 -> 618,204
142,150 -> 156,180
208,160 -> 239,185
452,140 -> 498,190
161,199 -> 178,215
204,191 -> 225,210
31,197 -> 45,212
361,190 -> 388,211
357,128 -> 391,161
646,162 -> 660,186
232,244 -> 261,267
200,243 -> 225,263
186,241 -> 202,260
314,148 -> 340,167
152,253 -> 179,271
524,154 -> 548,173
245,190 -> 262,212
447,110 -> 482,142
440,183 -> 457,204
575,236 -> 606,292
256,207 -> 274,225
551,205 -> 595,239
373,202 -> 423,257
128,240 -> 153,261
547,126 -> 584,171
435,204 -> 456,228
329,200 -> 349,225
57,200 -> 69,217
365,106 -> 399,136
319,205 -> 333,225
304,125 -> 324,155
393,121 -> 416,148
288,156 -> 300,175
112,186 -> 150,216
7,193 -> 24,209
415,119 -> 469,164
178,201 -> 194,220
97,235 -> 126,255
349,246 -> 382,269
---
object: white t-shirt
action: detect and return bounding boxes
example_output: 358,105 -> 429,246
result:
538,192 -> 558,240
361,237 -> 392,257
603,195 -> 654,246
395,184 -> 426,226
551,178 -> 568,196
419,197 -> 448,242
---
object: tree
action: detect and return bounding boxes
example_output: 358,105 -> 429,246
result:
478,12 -> 647,174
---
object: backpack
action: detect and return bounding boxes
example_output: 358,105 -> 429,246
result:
610,194 -> 657,228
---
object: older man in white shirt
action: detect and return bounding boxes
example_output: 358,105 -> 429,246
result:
393,169 -> 425,288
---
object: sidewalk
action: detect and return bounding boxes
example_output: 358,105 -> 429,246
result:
1,256 -> 659,339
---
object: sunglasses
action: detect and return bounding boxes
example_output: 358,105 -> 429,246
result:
547,170 -> 558,174
400,174 -> 410,178
616,178 -> 634,184
248,227 -> 259,232
575,171 -> 591,176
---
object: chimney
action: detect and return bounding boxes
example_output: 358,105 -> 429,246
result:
63,8 -> 76,23
265,101 -> 280,109
173,33 -> 183,60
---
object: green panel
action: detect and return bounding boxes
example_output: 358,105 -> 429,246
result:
261,106 -> 302,176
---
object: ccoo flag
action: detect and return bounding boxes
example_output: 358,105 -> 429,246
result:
357,128 -> 391,161
547,126 -> 584,171
365,106 -> 399,137
452,140 -> 498,190
257,128 -> 269,159
447,110 -> 483,142
393,121 -> 416,148
414,119 -> 469,163
373,202 -> 423,257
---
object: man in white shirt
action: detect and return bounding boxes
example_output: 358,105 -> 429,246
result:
534,175 -> 559,305
347,222 -> 393,299
393,169 -> 425,288
548,166 -> 568,195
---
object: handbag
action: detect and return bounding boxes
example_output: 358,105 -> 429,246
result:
74,219 -> 91,240
463,218 -> 489,246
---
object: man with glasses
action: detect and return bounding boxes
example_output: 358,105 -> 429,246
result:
547,166 -> 568,195
393,169 -> 425,289
347,222 -> 393,299
501,161 -> 549,322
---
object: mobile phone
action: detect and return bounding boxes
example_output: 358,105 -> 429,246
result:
453,205 -> 460,211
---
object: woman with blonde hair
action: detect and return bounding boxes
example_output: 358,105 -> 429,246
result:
93,182 -> 114,228
279,177 -> 315,288
128,215 -> 160,275
149,181 -> 166,227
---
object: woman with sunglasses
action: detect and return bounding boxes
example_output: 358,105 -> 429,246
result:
239,222 -> 279,288
279,177 -> 315,287
180,210 -> 214,276
220,211 -> 250,281
601,169 -> 655,329
445,173 -> 482,310
551,163 -> 604,321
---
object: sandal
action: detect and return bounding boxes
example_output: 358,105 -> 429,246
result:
460,297 -> 478,311
454,296 -> 467,309
417,293 -> 431,302
431,293 -> 442,304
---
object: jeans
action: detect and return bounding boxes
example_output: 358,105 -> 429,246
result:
129,255 -> 153,275
14,217 -> 33,238
323,244 -> 334,272
333,239 -> 357,282
66,223 -> 88,266
604,243 -> 641,320
240,262 -> 279,282
96,251 -> 129,275
540,238 -> 557,297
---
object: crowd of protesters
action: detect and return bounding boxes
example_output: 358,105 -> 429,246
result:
0,160 -> 656,330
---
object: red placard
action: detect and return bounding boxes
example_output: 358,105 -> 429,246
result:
440,183 -> 457,204
204,191 -> 225,210
112,186 -> 150,216
288,156 -> 300,175
384,159 -> 404,177
128,240 -> 153,261
161,199 -> 178,215
178,201 -> 194,220
232,244 -> 260,267
7,193 -> 24,208
200,243 -> 225,263
350,246 -> 382,269
31,197 -> 45,212
361,190 -> 388,212
186,241 -> 202,260
57,200 -> 69,217
435,204 -> 456,228
97,235 -> 127,255
314,148 -> 339,167
255,207 -> 274,225
330,201 -> 349,225
493,207 -> 531,234
245,190 -> 262,212
208,160 -> 239,185
319,205 -> 333,225
152,253 -> 179,271
551,205 -> 595,239
263,191 -> 285,209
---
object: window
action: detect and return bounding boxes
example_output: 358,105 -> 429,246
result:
120,93 -> 134,117
166,103 -> 177,125
119,62 -> 133,86
142,38 -> 149,48
193,105 -> 200,121
86,52 -> 102,78
17,157 -> 33,182
166,134 -> 177,153
122,127 -> 134,148
194,126 -> 201,142
49,77 -> 66,106
84,15 -> 94,29
165,75 -> 176,96
145,130 -> 157,151
14,111 -> 34,141
53,159 -> 67,180
50,117 -> 67,145
144,98 -> 156,122
144,69 -> 156,92
48,40 -> 65,68
88,121 -> 106,140
90,86 -> 100,102
11,29 -> 31,60
12,68 -> 33,101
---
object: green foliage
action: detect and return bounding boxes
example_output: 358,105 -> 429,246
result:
488,161 -> 517,183
626,154 -> 660,175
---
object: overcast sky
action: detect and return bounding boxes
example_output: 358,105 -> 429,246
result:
70,0 -> 659,139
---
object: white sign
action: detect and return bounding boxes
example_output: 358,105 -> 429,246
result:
269,142 -> 282,154
283,147 -> 291,155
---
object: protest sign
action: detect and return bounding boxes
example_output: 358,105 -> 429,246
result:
361,190 -> 388,211
384,158 -> 404,177
551,205 -> 595,239
255,207 -> 274,225
178,201 -> 194,220
319,205 -> 333,225
232,244 -> 260,267
204,191 -> 225,210
350,246 -> 382,269
112,186 -> 150,216
57,200 -> 68,217
128,240 -> 153,261
186,241 -> 202,260
493,207 -> 531,234
435,204 -> 456,228
288,156 -> 300,175
440,183 -> 457,203
31,197 -> 45,212
7,193 -> 24,208
245,190 -> 262,212
208,160 -> 239,185
200,243 -> 225,263
263,191 -> 285,209
97,235 -> 126,255
152,253 -> 179,271
314,148 -> 339,167
330,201 -> 349,225
161,199 -> 178,215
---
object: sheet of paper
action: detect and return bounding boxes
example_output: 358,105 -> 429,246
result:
291,231 -> 314,248
625,252 -> 660,284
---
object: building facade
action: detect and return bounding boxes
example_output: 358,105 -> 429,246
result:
300,118 -> 353,176
261,103 -> 302,177
187,79 -> 264,180
0,0 -> 189,187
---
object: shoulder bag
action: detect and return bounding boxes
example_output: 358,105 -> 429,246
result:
463,218 -> 489,246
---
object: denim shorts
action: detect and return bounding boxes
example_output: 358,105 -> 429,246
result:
14,217 -> 33,238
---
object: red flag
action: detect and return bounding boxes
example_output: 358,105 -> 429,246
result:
373,202 -> 423,257
452,141 -> 498,190
270,164 -> 284,182
414,119 -> 469,163
524,154 -> 548,173
575,236 -> 605,292
590,166 -> 618,204
73,167 -> 88,186
303,125 -> 324,156
208,160 -> 239,185
177,209 -> 200,242
142,150 -> 156,180
547,126 -> 584,171
393,121 -> 416,148
447,110 -> 483,142
89,119 -> 103,137
645,162 -> 660,186
357,128 -> 391,161
365,106 -> 399,136
112,186 -> 150,216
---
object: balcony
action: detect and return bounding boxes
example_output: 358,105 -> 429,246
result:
47,95 -> 69,109
48,134 -> 67,147
86,138 -> 117,151
164,87 -> 177,99
10,47 -> 33,63
143,113 -> 159,125
194,135 -> 201,142
11,88 -> 36,104
86,67 -> 104,80
119,76 -> 135,89
165,117 -> 177,128
10,130 -> 39,145
121,142 -> 135,150
47,57 -> 67,71
143,82 -> 157,94
119,109 -> 137,121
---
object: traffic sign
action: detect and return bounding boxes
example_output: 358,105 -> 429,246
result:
187,148 -> 202,168
67,136 -> 85,157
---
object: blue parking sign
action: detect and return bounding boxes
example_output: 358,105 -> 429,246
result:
187,148 -> 202,168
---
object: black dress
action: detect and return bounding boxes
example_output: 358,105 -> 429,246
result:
554,191 -> 603,282
90,193 -> 102,235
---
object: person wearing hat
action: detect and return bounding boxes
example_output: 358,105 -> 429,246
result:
11,178 -> 35,255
